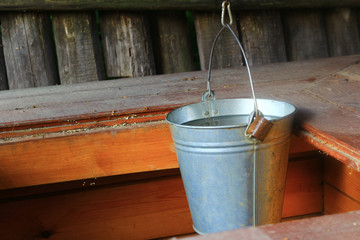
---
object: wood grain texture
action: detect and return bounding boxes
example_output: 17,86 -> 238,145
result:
0,12 -> 58,89
0,156 -> 326,239
151,11 -> 195,74
0,56 -> 359,190
0,122 -> 178,190
0,176 -> 194,240
324,156 -> 360,203
0,1 -> 360,11
99,11 -> 155,78
0,55 -> 357,129
238,10 -> 287,66
326,8 -> 360,57
282,156 -> 323,218
324,184 -> 360,214
193,11 -> 243,70
0,29 -> 8,90
282,9 -> 329,61
52,12 -> 105,84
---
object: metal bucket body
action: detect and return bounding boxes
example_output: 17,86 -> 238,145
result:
166,98 -> 296,234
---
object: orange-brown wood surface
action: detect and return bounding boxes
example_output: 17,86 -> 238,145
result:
0,56 -> 359,186
325,156 -> 360,203
0,55 -> 359,239
282,156 -> 323,218
0,122 -> 177,190
324,156 -> 360,215
0,176 -> 193,240
0,156 -> 323,239
324,184 -> 360,214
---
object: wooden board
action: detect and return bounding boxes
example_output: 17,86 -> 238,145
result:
326,8 -> 360,57
238,10 -> 287,66
99,11 -> 155,78
0,122 -> 178,190
151,11 -> 195,74
193,11 -> 243,70
282,9 -> 329,61
0,1 -> 360,11
0,12 -> 58,89
282,156 -> 323,218
324,184 -> 360,214
324,156 -> 360,203
52,12 -> 105,84
0,176 -> 193,240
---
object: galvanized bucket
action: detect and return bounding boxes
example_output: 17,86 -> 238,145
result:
166,1 -> 296,234
166,98 -> 295,234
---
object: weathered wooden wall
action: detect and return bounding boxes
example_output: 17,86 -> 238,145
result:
0,5 -> 359,89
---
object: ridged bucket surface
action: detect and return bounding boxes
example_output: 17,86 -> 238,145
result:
166,98 -> 296,234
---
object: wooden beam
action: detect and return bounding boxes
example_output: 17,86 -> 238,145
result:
0,122 -> 178,190
0,0 -> 360,11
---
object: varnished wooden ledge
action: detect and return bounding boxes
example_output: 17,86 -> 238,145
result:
0,55 -> 359,191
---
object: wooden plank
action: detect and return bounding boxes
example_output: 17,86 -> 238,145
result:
0,176 -> 194,240
271,75 -> 360,170
0,28 -> 8,90
325,8 -> 360,57
99,11 -> 155,78
282,156 -> 323,218
324,183 -> 360,214
193,11 -> 243,70
151,11 -> 195,74
52,12 -> 105,84
282,9 -> 329,61
238,10 -> 287,66
0,12 -> 58,89
0,122 -> 178,190
1,1 -> 360,11
324,156 -> 360,203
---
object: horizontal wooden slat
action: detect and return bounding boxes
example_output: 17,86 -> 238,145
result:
324,183 -> 360,214
0,0 -> 360,10
0,122 -> 178,190
324,156 -> 360,203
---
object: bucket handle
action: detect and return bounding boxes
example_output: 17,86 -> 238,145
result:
203,1 -> 261,137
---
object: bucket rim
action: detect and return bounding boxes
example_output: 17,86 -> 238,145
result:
166,98 -> 296,129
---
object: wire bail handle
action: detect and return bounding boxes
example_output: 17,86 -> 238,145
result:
203,1 -> 272,141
